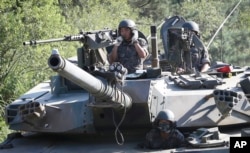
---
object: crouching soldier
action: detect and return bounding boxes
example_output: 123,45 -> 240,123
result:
142,109 -> 185,149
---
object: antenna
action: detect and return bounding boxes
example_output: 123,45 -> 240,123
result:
206,0 -> 242,50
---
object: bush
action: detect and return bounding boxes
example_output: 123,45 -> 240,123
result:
0,117 -> 10,143
0,95 -> 12,142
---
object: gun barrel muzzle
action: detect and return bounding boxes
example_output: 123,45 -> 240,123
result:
48,50 -> 132,110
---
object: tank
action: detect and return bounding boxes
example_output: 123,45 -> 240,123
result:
1,15 -> 250,153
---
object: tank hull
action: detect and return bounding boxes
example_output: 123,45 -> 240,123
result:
0,131 -> 237,153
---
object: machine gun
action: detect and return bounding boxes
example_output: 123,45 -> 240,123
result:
3,15 -> 250,152
4,28 -> 134,146
22,28 -> 133,110
23,29 -> 118,69
23,29 -> 118,49
165,27 -> 190,73
163,26 -> 207,74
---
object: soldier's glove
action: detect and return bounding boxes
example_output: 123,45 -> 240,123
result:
131,29 -> 139,44
115,36 -> 123,46
176,67 -> 185,74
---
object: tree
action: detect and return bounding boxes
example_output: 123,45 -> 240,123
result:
58,0 -> 152,35
0,0 -> 153,104
0,0 -> 73,101
130,0 -> 250,66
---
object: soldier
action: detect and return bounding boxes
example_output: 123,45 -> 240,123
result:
142,109 -> 185,149
109,19 -> 148,74
177,21 -> 210,74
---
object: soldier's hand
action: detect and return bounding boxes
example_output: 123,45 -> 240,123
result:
177,67 -> 185,74
131,29 -> 139,44
115,36 -> 123,46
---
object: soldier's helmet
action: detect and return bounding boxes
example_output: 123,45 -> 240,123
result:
182,21 -> 199,34
155,109 -> 175,123
118,19 -> 136,31
155,109 -> 176,133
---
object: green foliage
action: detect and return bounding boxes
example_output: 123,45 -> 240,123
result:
0,95 -> 7,117
0,0 -> 74,141
0,96 -> 11,142
132,0 -> 250,66
0,0 -> 152,141
0,0 -> 73,101
0,0 -> 250,142
129,0 -> 172,22
60,0 -> 152,36
0,0 -> 152,102
0,117 -> 11,142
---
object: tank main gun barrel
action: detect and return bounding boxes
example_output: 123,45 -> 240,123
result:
48,49 -> 132,110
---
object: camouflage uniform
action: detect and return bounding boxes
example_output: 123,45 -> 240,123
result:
183,45 -> 210,72
144,128 -> 185,149
117,38 -> 147,74
182,21 -> 210,72
167,23 -> 210,73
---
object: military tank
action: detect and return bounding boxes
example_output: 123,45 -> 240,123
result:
1,14 -> 250,152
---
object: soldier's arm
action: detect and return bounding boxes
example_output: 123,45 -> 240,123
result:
108,46 -> 118,64
175,130 -> 186,147
134,38 -> 149,59
201,63 -> 210,72
200,49 -> 211,72
144,129 -> 162,149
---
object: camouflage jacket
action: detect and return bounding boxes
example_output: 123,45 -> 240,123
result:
167,29 -> 210,73
183,45 -> 210,72
117,38 -> 147,74
144,128 -> 185,149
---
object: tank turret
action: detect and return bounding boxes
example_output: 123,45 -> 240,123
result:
4,28 -> 153,135
2,13 -> 250,152
48,49 -> 132,110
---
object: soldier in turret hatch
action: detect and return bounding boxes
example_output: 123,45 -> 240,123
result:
108,19 -> 149,74
176,21 -> 211,74
139,109 -> 186,149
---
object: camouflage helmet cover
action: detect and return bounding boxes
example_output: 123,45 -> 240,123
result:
182,21 -> 199,33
